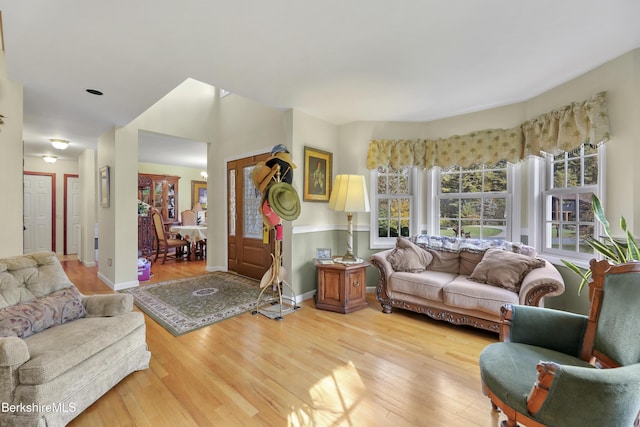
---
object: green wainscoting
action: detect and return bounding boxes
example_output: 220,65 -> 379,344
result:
292,229 -> 589,316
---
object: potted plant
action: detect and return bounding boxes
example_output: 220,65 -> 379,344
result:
562,194 -> 639,293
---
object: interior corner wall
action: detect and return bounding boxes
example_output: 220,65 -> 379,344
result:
289,110 -> 340,296
97,129 -> 116,285
79,149 -> 96,266
633,49 -> 640,231
96,126 -> 139,289
0,50 -> 24,257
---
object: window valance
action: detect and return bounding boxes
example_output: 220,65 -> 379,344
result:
522,91 -> 609,157
366,92 -> 609,170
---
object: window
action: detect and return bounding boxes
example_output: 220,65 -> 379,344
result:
542,143 -> 601,259
436,161 -> 512,240
371,166 -> 417,248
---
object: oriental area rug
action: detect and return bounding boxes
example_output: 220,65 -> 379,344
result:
120,272 -> 262,336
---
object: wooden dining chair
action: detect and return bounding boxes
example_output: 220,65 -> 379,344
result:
151,208 -> 190,264
181,210 -> 197,226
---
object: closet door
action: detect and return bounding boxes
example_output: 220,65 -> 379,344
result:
24,172 -> 55,253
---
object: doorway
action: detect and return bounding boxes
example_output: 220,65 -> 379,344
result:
23,172 -> 55,254
227,153 -> 273,280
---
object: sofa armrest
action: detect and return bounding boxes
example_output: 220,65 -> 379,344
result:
519,260 -> 565,306
0,337 -> 30,403
0,337 -> 29,367
82,293 -> 134,317
369,249 -> 396,281
501,304 -> 588,357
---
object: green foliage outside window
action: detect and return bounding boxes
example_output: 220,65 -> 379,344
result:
376,166 -> 411,238
439,162 -> 508,239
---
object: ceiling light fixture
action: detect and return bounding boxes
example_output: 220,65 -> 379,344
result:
50,138 -> 69,150
43,155 -> 58,164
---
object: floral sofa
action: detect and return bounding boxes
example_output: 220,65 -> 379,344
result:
369,236 -> 565,332
0,252 -> 151,426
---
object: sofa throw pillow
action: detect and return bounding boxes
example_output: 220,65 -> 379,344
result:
459,248 -> 486,276
0,286 -> 86,338
424,247 -> 460,274
387,237 -> 433,273
469,248 -> 545,293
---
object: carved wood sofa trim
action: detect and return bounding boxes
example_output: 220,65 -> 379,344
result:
370,256 -> 562,334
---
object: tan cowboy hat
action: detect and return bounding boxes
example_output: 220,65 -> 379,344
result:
267,182 -> 301,221
251,162 -> 278,194
266,151 -> 297,169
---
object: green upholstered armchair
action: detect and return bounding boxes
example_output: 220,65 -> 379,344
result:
479,259 -> 640,427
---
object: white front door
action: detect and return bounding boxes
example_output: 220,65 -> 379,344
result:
66,175 -> 81,255
24,173 -> 54,254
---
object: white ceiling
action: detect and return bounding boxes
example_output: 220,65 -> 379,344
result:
4,0 -> 640,167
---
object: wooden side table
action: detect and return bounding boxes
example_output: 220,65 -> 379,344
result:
314,260 -> 369,313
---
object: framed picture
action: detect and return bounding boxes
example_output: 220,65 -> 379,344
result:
99,166 -> 110,208
304,146 -> 332,202
191,180 -> 207,210
316,248 -> 332,260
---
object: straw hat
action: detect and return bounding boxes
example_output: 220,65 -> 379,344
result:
251,161 -> 278,194
267,182 -> 300,221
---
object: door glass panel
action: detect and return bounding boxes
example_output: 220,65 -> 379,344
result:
167,183 -> 176,220
229,169 -> 236,236
243,166 -> 262,238
153,182 -> 163,210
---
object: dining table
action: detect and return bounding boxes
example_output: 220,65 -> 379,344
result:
168,225 -> 207,260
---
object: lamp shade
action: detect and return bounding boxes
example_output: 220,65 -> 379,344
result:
328,175 -> 370,213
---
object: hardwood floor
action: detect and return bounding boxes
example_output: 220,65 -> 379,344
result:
63,258 -> 507,427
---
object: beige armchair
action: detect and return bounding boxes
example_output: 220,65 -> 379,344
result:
0,252 -> 150,426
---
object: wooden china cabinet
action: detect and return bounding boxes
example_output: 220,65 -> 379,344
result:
138,173 -> 180,259
138,173 -> 180,225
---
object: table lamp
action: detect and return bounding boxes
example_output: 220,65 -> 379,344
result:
328,174 -> 370,263
192,202 -> 205,224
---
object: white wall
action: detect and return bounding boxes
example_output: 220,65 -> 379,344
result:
291,109 -> 339,228
0,49 -> 24,257
78,149 -> 96,266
